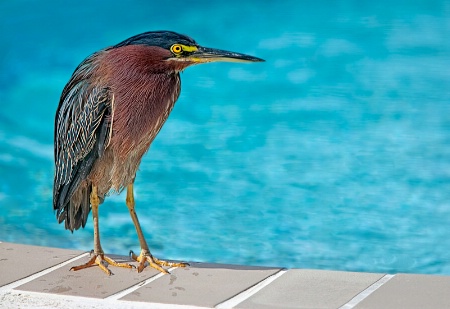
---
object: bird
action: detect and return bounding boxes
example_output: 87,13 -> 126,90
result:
53,30 -> 264,275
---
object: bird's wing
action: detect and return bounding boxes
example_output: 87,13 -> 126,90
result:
53,54 -> 113,231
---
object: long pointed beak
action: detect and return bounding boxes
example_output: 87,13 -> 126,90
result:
187,46 -> 264,63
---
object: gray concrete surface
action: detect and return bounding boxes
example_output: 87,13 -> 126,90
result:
0,242 -> 82,287
15,253 -> 160,298
1,241 -> 449,309
236,269 -> 384,309
121,263 -> 281,307
354,273 -> 450,309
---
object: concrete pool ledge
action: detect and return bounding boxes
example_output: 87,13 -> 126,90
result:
1,242 -> 450,308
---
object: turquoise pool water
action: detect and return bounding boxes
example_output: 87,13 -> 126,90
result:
1,1 -> 450,275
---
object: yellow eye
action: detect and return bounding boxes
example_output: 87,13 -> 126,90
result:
171,44 -> 183,54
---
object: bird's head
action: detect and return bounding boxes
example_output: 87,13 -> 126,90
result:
113,30 -> 264,70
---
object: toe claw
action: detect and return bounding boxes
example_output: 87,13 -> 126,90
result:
137,259 -> 146,273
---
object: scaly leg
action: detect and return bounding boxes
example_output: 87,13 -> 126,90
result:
126,184 -> 188,273
70,185 -> 134,275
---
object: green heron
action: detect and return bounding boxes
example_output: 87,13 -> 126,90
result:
54,30 -> 264,275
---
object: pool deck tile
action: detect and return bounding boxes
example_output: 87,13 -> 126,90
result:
2,242 -> 450,308
14,253 -> 161,298
236,269 -> 384,309
120,262 -> 282,307
0,242 -> 83,287
354,273 -> 450,309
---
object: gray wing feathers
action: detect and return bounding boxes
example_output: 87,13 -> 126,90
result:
55,85 -> 110,186
53,53 -> 112,231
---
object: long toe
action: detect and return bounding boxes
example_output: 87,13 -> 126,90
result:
70,253 -> 134,275
70,255 -> 98,272
130,249 -> 188,274
146,256 -> 169,274
153,257 -> 189,268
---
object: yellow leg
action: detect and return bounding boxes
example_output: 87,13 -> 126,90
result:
70,185 -> 134,275
126,184 -> 188,274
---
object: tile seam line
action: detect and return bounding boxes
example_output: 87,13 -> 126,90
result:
338,274 -> 395,309
0,251 -> 90,291
106,266 -> 178,300
215,268 -> 288,309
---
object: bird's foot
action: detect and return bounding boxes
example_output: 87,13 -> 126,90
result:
129,249 -> 189,274
70,250 -> 134,275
